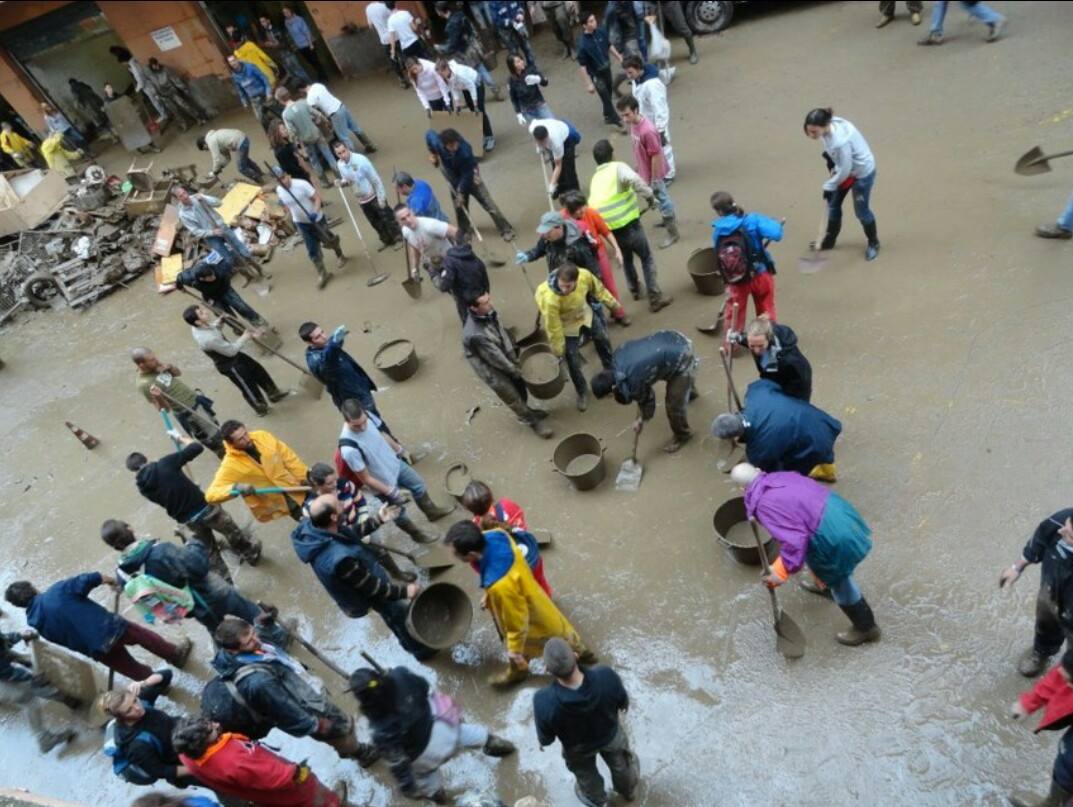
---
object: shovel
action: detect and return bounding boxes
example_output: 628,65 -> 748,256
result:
249,486 -> 312,495
798,208 -> 829,273
1014,145 -> 1073,176
378,541 -> 456,574
175,285 -> 284,352
615,423 -> 644,491
336,184 -> 391,286
717,346 -> 745,473
260,606 -> 351,682
447,185 -> 507,267
750,519 -> 806,659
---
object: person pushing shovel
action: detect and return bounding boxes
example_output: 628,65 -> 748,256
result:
590,329 -> 698,453
274,169 -> 347,289
731,462 -> 880,646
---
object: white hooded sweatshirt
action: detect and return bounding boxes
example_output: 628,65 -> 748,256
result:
821,117 -> 875,192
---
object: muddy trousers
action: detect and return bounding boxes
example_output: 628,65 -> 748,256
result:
159,89 -> 207,125
879,0 -> 923,15
610,220 -> 661,300
369,599 -> 437,660
564,321 -> 614,398
455,176 -> 513,238
359,198 -> 401,247
563,726 -> 639,807
664,366 -> 696,439
0,678 -> 72,751
297,219 -> 343,268
1034,592 -> 1067,657
94,620 -> 184,681
187,504 -> 260,566
219,353 -> 282,412
481,369 -> 543,426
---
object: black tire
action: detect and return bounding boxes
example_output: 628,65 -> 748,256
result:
21,272 -> 61,309
686,0 -> 735,34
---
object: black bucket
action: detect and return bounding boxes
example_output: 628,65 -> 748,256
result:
552,433 -> 606,491
713,496 -> 779,566
374,339 -> 419,382
406,582 -> 473,649
687,247 -> 726,296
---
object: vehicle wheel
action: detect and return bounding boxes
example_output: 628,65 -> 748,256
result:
613,71 -> 631,100
686,0 -> 735,34
21,272 -> 62,309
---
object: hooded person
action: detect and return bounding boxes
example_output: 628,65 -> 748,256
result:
1009,663 -> 1073,807
712,378 -> 841,482
291,495 -> 435,660
445,520 -> 595,686
731,462 -> 879,646
730,317 -> 813,402
346,665 -> 515,802
432,242 -> 489,324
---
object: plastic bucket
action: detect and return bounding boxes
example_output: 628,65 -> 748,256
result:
552,433 -> 606,491
374,339 -> 419,382
520,343 -> 566,400
712,496 -> 779,566
406,582 -> 473,649
687,247 -> 726,296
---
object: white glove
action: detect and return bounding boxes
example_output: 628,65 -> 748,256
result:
512,19 -> 526,32
524,74 -> 541,86
516,113 -> 526,126
547,182 -> 557,195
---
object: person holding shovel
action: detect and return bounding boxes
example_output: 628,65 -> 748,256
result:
429,128 -> 515,241
515,210 -> 603,278
292,495 -> 434,660
347,663 -> 516,803
205,420 -> 310,523
133,348 -> 222,454
184,305 -> 288,417
333,140 -> 401,250
126,436 -> 262,567
464,291 -> 554,438
999,510 -> 1073,678
730,462 -> 880,646
210,615 -> 380,768
560,191 -> 630,326
0,624 -> 80,754
173,186 -> 267,285
175,255 -> 268,328
445,520 -> 596,686
530,118 -> 582,199
728,317 -> 813,402
712,379 -> 842,482
590,329 -> 698,453
535,261 -> 625,412
395,203 -> 461,275
275,169 -> 347,289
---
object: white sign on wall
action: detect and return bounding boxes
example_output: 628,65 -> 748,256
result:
151,26 -> 182,52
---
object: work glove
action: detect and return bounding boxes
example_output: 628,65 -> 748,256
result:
333,324 -> 349,340
514,251 -> 528,265
516,113 -> 526,126
547,182 -> 557,196
822,189 -> 833,202
524,74 -> 542,86
385,488 -> 408,507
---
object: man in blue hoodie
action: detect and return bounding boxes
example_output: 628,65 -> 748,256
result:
395,171 -> 448,223
292,495 -> 434,660
226,55 -> 273,125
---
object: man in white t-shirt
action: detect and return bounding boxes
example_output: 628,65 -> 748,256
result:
275,170 -> 347,288
338,399 -> 454,543
387,2 -> 428,62
300,81 -> 376,154
530,118 -> 581,199
394,204 -> 460,274
333,141 -> 400,249
366,1 -> 408,88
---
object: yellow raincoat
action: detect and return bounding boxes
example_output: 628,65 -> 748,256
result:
40,132 -> 81,175
1,129 -> 35,166
534,268 -> 619,357
482,529 -> 583,659
234,42 -> 278,87
205,429 -> 308,522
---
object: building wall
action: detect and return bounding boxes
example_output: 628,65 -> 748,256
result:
304,1 -> 427,76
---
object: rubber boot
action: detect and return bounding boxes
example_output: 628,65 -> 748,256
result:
356,130 -> 378,154
528,414 -> 554,439
482,734 -> 516,757
415,491 -> 455,521
648,290 -> 673,313
396,514 -> 440,544
1017,647 -> 1054,678
836,597 -> 881,646
313,258 -> 331,289
373,544 -> 417,582
488,659 -> 529,687
39,729 -> 77,753
172,636 -> 194,668
815,217 -> 841,250
658,217 -> 680,249
1009,781 -> 1073,807
863,220 -> 880,261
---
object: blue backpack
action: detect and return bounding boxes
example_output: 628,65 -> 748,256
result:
104,719 -> 164,785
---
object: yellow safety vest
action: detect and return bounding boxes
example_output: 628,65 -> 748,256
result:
590,162 -> 639,230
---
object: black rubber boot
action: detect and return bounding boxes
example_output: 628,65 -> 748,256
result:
818,217 -> 841,250
356,130 -> 378,153
1018,647 -> 1054,678
396,514 -> 439,544
836,597 -> 881,646
1009,780 -> 1073,807
372,544 -> 417,582
863,220 -> 880,261
415,492 -> 455,521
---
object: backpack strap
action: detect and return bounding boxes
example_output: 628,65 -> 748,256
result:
228,665 -> 270,724
494,502 -> 506,523
337,437 -> 367,468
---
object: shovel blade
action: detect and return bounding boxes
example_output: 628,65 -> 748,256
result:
774,612 -> 807,659
797,251 -> 829,274
615,459 -> 643,491
402,276 -> 423,299
413,544 -> 456,571
1015,146 -> 1050,176
299,373 -> 324,399
367,272 -> 391,287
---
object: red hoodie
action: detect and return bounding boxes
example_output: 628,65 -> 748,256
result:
1019,665 -> 1073,733
180,733 -> 339,807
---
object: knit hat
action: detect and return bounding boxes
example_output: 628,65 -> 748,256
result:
712,412 -> 745,439
536,211 -> 564,235
543,637 -> 577,677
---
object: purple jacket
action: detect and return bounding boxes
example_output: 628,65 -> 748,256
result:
744,472 -> 830,575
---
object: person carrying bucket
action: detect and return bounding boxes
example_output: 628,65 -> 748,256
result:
712,378 -> 841,482
730,463 -> 880,646
445,520 -> 596,686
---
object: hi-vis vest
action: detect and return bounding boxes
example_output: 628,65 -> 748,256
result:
590,162 -> 639,230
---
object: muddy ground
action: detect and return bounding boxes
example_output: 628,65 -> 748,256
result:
2,1 -> 1071,804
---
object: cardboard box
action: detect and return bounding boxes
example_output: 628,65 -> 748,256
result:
0,169 -> 69,237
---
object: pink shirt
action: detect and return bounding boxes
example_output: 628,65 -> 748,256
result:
630,116 -> 665,184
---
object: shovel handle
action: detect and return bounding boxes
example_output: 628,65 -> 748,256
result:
749,519 -> 784,625
719,347 -> 744,412
252,486 -> 312,495
630,421 -> 642,462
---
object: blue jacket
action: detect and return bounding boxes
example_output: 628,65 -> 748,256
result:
230,62 -> 271,105
305,330 -> 377,410
490,1 -> 525,30
434,132 -> 478,195
742,379 -> 841,474
27,572 -> 126,657
291,520 -> 400,618
712,211 -> 783,274
407,178 -> 448,222
285,14 -> 313,49
611,330 -> 694,420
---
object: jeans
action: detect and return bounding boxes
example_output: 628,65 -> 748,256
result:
651,179 -> 675,219
329,106 -> 366,152
879,0 -> 923,15
205,232 -> 252,264
930,0 -> 1004,34
277,48 -> 312,85
827,169 -> 876,228
395,460 -> 428,498
236,137 -> 264,183
462,85 -> 493,139
301,137 -> 336,179
475,61 -> 499,92
174,395 -> 220,449
612,220 -> 661,298
374,598 -> 436,659
590,66 -> 620,124
1057,189 -> 1073,232
297,216 -> 341,265
826,575 -> 862,607
214,286 -> 263,325
562,725 -> 639,806
564,318 -> 614,397
60,127 -> 88,151
523,103 -> 554,123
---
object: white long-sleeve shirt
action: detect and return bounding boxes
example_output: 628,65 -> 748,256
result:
192,319 -> 250,357
443,60 -> 480,106
337,152 -> 386,204
821,117 -> 876,192
631,75 -> 669,132
411,60 -> 449,110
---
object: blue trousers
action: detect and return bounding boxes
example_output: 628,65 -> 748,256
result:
827,170 -> 877,228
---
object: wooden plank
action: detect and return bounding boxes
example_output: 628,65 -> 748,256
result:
158,253 -> 183,285
219,182 -> 262,225
152,203 -> 180,257
245,198 -> 267,220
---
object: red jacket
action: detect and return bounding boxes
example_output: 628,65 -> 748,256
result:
1020,665 -> 1073,733
181,733 -> 338,807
